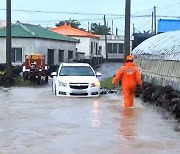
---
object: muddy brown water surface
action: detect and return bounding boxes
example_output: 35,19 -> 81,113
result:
0,62 -> 180,154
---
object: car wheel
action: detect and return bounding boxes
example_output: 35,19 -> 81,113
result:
54,85 -> 57,96
98,93 -> 100,97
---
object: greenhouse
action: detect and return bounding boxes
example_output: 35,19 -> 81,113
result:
132,30 -> 180,61
132,30 -> 180,90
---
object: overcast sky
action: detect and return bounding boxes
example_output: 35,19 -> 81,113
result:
0,0 -> 180,34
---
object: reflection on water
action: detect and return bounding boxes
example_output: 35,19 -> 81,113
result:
119,108 -> 136,140
92,100 -> 101,128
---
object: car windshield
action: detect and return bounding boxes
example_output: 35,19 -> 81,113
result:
59,66 -> 95,76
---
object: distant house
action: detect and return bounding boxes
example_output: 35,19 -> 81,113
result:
0,21 -> 79,65
51,24 -> 103,64
99,35 -> 134,61
158,19 -> 180,33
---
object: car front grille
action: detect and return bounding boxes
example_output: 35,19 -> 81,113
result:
70,85 -> 88,89
69,83 -> 89,90
70,93 -> 88,96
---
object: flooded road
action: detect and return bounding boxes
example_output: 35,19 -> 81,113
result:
0,62 -> 180,154
95,62 -> 122,81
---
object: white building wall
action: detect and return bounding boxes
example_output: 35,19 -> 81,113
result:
99,35 -> 133,60
0,38 -> 77,65
90,37 -> 100,55
0,38 -> 6,63
99,39 -> 106,58
73,37 -> 90,59
35,39 -> 76,64
0,38 -> 35,63
0,20 -> 6,27
72,36 -> 100,59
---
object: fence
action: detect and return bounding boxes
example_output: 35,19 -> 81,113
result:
134,58 -> 180,90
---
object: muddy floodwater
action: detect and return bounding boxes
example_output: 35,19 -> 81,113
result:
0,63 -> 180,154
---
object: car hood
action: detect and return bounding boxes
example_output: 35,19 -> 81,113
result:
57,76 -> 99,83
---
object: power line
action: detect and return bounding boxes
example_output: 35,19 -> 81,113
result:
0,8 -> 124,16
13,14 -> 180,25
0,8 -> 179,19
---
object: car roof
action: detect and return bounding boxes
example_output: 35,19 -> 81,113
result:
61,63 -> 91,67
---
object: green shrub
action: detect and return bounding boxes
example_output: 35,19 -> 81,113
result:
101,76 -> 114,89
15,76 -> 30,86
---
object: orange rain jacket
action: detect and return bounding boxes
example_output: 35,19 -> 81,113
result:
112,62 -> 142,107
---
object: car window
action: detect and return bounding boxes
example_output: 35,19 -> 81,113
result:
59,66 -> 95,76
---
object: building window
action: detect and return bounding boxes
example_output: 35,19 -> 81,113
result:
59,50 -> 64,62
98,46 -> 102,55
11,48 -> 22,62
68,50 -> 73,62
118,43 -> 124,53
107,43 -> 113,53
96,43 -> 98,55
107,43 -> 123,54
91,42 -> 93,54
113,43 -> 118,53
48,49 -> 54,65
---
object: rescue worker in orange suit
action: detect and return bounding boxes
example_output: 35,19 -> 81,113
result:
112,55 -> 142,107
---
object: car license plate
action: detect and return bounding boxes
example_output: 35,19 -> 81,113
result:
71,89 -> 86,93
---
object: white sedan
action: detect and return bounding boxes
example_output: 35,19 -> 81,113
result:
51,63 -> 102,97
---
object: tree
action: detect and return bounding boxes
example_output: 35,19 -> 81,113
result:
139,30 -> 151,34
90,23 -> 111,35
56,18 -> 85,31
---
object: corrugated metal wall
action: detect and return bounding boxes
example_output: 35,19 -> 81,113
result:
135,58 -> 180,90
158,19 -> 180,33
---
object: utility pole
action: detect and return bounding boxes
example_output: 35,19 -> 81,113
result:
116,27 -> 118,35
88,22 -> 90,32
133,23 -> 135,34
104,15 -> 108,60
151,11 -> 154,33
5,0 -> 12,81
112,20 -> 114,35
124,0 -> 131,61
154,6 -> 157,34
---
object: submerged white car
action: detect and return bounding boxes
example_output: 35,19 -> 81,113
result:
51,63 -> 102,97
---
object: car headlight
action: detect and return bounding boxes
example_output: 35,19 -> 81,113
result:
91,81 -> 100,87
58,81 -> 67,87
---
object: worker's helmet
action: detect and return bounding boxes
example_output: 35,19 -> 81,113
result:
126,55 -> 134,62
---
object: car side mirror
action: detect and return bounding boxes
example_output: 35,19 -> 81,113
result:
51,72 -> 57,76
96,72 -> 102,77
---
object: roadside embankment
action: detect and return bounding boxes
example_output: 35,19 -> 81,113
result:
135,58 -> 180,121
136,81 -> 180,120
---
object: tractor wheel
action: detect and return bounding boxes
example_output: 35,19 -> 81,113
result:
45,75 -> 48,83
37,76 -> 41,85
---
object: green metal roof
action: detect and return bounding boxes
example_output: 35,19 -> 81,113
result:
0,22 -> 79,43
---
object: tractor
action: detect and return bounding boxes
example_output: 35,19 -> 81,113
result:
22,54 -> 49,84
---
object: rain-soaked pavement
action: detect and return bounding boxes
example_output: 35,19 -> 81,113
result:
0,62 -> 180,154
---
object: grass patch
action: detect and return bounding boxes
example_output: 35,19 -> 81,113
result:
15,76 -> 30,86
101,76 -> 114,89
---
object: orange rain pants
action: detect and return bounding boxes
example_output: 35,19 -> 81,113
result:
112,62 -> 142,107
